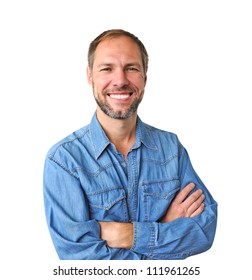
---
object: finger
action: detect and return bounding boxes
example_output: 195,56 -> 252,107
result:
190,202 -> 205,218
186,193 -> 205,216
182,188 -> 203,209
175,183 -> 195,203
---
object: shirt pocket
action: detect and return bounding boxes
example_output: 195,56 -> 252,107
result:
142,178 -> 180,222
86,187 -> 129,222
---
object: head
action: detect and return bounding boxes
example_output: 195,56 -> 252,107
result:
87,29 -> 149,120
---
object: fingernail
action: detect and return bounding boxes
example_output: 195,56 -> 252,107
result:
190,183 -> 195,188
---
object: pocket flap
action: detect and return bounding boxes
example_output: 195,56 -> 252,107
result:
87,188 -> 126,210
143,178 -> 180,199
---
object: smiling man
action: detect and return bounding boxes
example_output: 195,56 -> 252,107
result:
89,35 -> 146,121
43,29 -> 217,260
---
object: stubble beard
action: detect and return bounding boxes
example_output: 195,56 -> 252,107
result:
93,87 -> 144,120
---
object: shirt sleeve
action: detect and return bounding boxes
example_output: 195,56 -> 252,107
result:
131,143 -> 218,259
43,155 -> 142,260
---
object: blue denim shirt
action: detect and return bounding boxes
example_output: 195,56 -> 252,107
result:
43,113 -> 217,260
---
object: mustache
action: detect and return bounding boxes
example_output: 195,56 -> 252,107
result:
103,86 -> 136,94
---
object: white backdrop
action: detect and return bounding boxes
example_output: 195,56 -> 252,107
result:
1,0 -> 251,279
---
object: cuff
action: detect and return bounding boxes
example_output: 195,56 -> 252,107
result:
131,222 -> 157,255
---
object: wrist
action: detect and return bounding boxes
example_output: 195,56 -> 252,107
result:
120,222 -> 133,249
99,221 -> 133,249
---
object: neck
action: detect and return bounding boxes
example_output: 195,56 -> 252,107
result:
96,108 -> 137,157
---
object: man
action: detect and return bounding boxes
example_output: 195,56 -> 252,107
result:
43,29 -> 217,260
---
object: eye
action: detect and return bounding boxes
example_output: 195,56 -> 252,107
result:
126,67 -> 139,72
100,67 -> 111,72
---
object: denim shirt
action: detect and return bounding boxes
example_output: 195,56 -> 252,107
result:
43,113 -> 217,260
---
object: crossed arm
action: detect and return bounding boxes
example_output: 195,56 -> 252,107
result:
99,182 -> 205,249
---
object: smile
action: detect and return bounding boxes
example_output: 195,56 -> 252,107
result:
108,93 -> 133,100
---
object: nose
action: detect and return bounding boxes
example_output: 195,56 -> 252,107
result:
112,69 -> 129,87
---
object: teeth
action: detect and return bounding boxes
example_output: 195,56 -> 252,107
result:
110,94 -> 130,99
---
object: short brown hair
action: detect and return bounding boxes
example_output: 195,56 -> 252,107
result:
88,29 -> 149,74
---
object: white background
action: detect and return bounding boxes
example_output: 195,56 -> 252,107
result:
1,0 -> 251,279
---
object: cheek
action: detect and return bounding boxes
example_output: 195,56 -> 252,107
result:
93,76 -> 111,91
135,80 -> 146,94
131,75 -> 146,88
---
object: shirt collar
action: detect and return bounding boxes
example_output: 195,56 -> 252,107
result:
89,112 -> 157,159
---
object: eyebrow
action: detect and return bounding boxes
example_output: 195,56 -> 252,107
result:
126,62 -> 142,68
97,62 -> 142,68
97,63 -> 113,68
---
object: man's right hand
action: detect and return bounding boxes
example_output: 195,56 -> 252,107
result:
161,183 -> 205,223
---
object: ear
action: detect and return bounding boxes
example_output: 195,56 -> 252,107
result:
144,74 -> 147,86
86,66 -> 93,85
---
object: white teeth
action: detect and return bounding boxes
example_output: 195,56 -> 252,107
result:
110,94 -> 130,99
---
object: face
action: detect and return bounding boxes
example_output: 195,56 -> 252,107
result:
87,36 -> 147,119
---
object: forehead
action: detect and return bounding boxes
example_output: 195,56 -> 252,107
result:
94,36 -> 142,63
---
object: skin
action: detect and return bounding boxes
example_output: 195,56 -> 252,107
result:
87,36 -> 205,249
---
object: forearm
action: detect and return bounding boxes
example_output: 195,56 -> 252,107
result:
48,218 -> 138,260
99,221 -> 133,249
44,158 -> 139,260
98,183 -> 216,257
98,199 -> 217,260
132,202 -> 217,259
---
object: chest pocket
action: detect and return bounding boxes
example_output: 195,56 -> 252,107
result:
86,187 -> 129,222
142,178 -> 180,222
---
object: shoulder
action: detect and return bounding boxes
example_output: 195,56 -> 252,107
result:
142,121 -> 179,144
46,124 -> 90,158
138,120 -> 186,162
